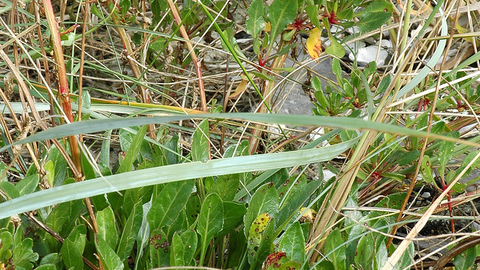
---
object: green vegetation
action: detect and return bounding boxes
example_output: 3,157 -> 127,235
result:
1,0 -> 480,269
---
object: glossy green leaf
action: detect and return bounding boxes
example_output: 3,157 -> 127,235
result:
453,246 -> 476,270
244,182 -> 278,238
224,140 -> 249,158
324,19 -> 345,58
39,253 -> 61,269
96,237 -> 123,270
0,230 -> 12,262
375,242 -> 388,269
117,202 -> 143,262
186,193 -> 201,225
306,4 -> 320,28
267,0 -> 297,49
208,173 -> 240,201
395,242 -> 415,269
438,139 -> 455,179
279,222 -> 304,264
147,179 -> 194,230
324,228 -> 346,270
197,193 -> 224,265
122,186 -> 152,217
60,225 -> 86,270
218,201 -> 247,236
355,234 -> 374,270
171,230 -> 197,267
43,195 -> 81,241
12,230 -> 38,269
192,119 -> 210,162
165,211 -> 188,242
44,160 -> 55,187
0,182 -> 19,199
120,0 -> 130,16
46,147 -> 68,187
97,206 -> 118,250
246,0 -> 265,54
276,175 -> 321,232
356,0 -> 393,32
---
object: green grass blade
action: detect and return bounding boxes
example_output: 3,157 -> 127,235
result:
0,138 -> 356,220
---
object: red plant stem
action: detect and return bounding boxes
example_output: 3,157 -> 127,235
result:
440,180 -> 456,233
42,0 -> 82,174
166,0 -> 207,112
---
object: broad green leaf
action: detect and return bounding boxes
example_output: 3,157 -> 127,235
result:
97,206 -> 118,250
60,225 -> 86,270
332,58 -> 342,83
45,199 -> 85,240
396,242 -> 415,269
0,182 -> 19,199
218,201 -> 247,236
163,133 -> 179,165
192,119 -> 210,162
420,155 -> 435,184
356,0 -> 393,32
186,193 -> 201,225
0,230 -> 13,262
117,202 -> 143,261
279,222 -> 305,264
355,234 -> 374,270
44,160 -> 55,187
197,193 -> 224,265
267,0 -> 297,50
438,139 -> 456,178
375,192 -> 407,214
165,211 -> 188,242
375,242 -> 388,269
147,179 -> 194,230
96,237 -> 124,270
120,0 -> 130,16
149,229 -> 170,268
244,182 -> 278,238
208,173 -> 240,201
117,125 -> 148,173
171,233 -> 186,267
171,230 -> 197,267
12,227 -> 38,270
223,140 -> 249,158
324,228 -> 346,270
305,4 -> 320,28
39,253 -> 61,269
453,246 -> 476,270
276,174 -> 321,232
122,186 -> 152,217
246,0 -> 265,54
325,34 -> 345,58
46,147 -> 67,186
